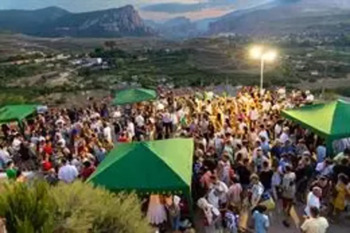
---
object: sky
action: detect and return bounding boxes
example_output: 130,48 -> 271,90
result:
0,0 -> 272,21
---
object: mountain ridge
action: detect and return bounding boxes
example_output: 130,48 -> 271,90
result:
208,0 -> 350,35
0,5 -> 154,38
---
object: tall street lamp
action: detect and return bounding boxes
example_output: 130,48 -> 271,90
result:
250,46 -> 277,93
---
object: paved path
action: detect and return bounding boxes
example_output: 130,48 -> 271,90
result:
194,203 -> 350,233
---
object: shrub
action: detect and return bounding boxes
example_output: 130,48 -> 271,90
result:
0,181 -> 152,233
51,182 -> 152,233
0,181 -> 56,233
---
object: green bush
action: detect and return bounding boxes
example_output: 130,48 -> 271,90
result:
0,181 -> 56,233
51,182 -> 152,233
0,181 -> 152,233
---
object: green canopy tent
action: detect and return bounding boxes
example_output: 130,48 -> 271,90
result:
281,99 -> 350,156
0,105 -> 37,124
113,88 -> 157,105
88,138 -> 194,210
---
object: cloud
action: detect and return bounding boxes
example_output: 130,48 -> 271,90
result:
0,0 -> 137,12
141,0 -> 269,14
142,3 -> 205,13
141,0 -> 236,14
140,6 -> 233,21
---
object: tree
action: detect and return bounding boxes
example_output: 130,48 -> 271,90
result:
104,41 -> 117,50
0,181 -> 153,233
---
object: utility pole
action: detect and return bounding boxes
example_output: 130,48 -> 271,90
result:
321,62 -> 328,99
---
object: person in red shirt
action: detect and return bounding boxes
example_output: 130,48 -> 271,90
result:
43,140 -> 53,155
117,132 -> 129,143
42,153 -> 52,172
80,159 -> 96,181
42,160 -> 52,172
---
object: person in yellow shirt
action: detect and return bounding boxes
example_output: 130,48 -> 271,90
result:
333,174 -> 350,217
301,207 -> 329,233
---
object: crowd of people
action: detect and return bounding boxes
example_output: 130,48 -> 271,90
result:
0,86 -> 350,233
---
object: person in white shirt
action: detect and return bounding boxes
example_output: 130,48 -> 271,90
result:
279,127 -> 290,144
103,122 -> 112,143
135,113 -> 145,128
249,107 -> 259,122
0,145 -> 11,170
156,102 -> 165,111
12,134 -> 22,151
250,174 -> 265,209
301,206 -> 329,233
262,100 -> 271,112
91,118 -> 102,134
305,90 -> 314,104
258,125 -> 269,143
112,109 -> 122,119
126,119 -> 135,140
304,187 -> 322,217
58,159 -> 79,183
274,120 -> 283,138
207,187 -> 221,209
208,178 -> 229,209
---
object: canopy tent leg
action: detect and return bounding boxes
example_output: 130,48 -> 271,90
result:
184,188 -> 194,221
325,138 -> 334,157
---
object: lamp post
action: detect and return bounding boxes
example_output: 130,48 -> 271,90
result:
250,46 -> 277,94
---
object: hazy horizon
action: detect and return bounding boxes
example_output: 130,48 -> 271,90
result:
0,0 -> 273,21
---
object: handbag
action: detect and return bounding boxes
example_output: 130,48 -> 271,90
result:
260,197 -> 276,210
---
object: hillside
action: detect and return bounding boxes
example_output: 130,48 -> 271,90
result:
209,0 -> 350,35
0,5 -> 154,38
0,7 -> 69,34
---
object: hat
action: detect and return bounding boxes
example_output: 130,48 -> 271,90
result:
250,174 -> 259,181
197,198 -> 210,210
215,185 -> 224,193
55,119 -> 64,125
173,195 -> 181,206
82,158 -> 89,163
57,139 -> 65,147
303,151 -> 311,156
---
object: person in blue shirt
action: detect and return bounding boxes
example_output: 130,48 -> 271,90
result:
225,204 -> 240,233
316,144 -> 327,163
271,139 -> 283,159
281,139 -> 295,155
253,205 -> 270,233
278,153 -> 291,173
260,136 -> 270,158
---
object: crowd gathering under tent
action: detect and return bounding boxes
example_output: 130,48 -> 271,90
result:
88,138 -> 194,210
282,99 -> 350,156
0,86 -> 350,233
0,104 -> 38,124
113,88 -> 157,105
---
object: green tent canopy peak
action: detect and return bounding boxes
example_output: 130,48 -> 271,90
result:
113,88 -> 157,105
88,138 -> 194,194
282,99 -> 350,140
0,104 -> 38,123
